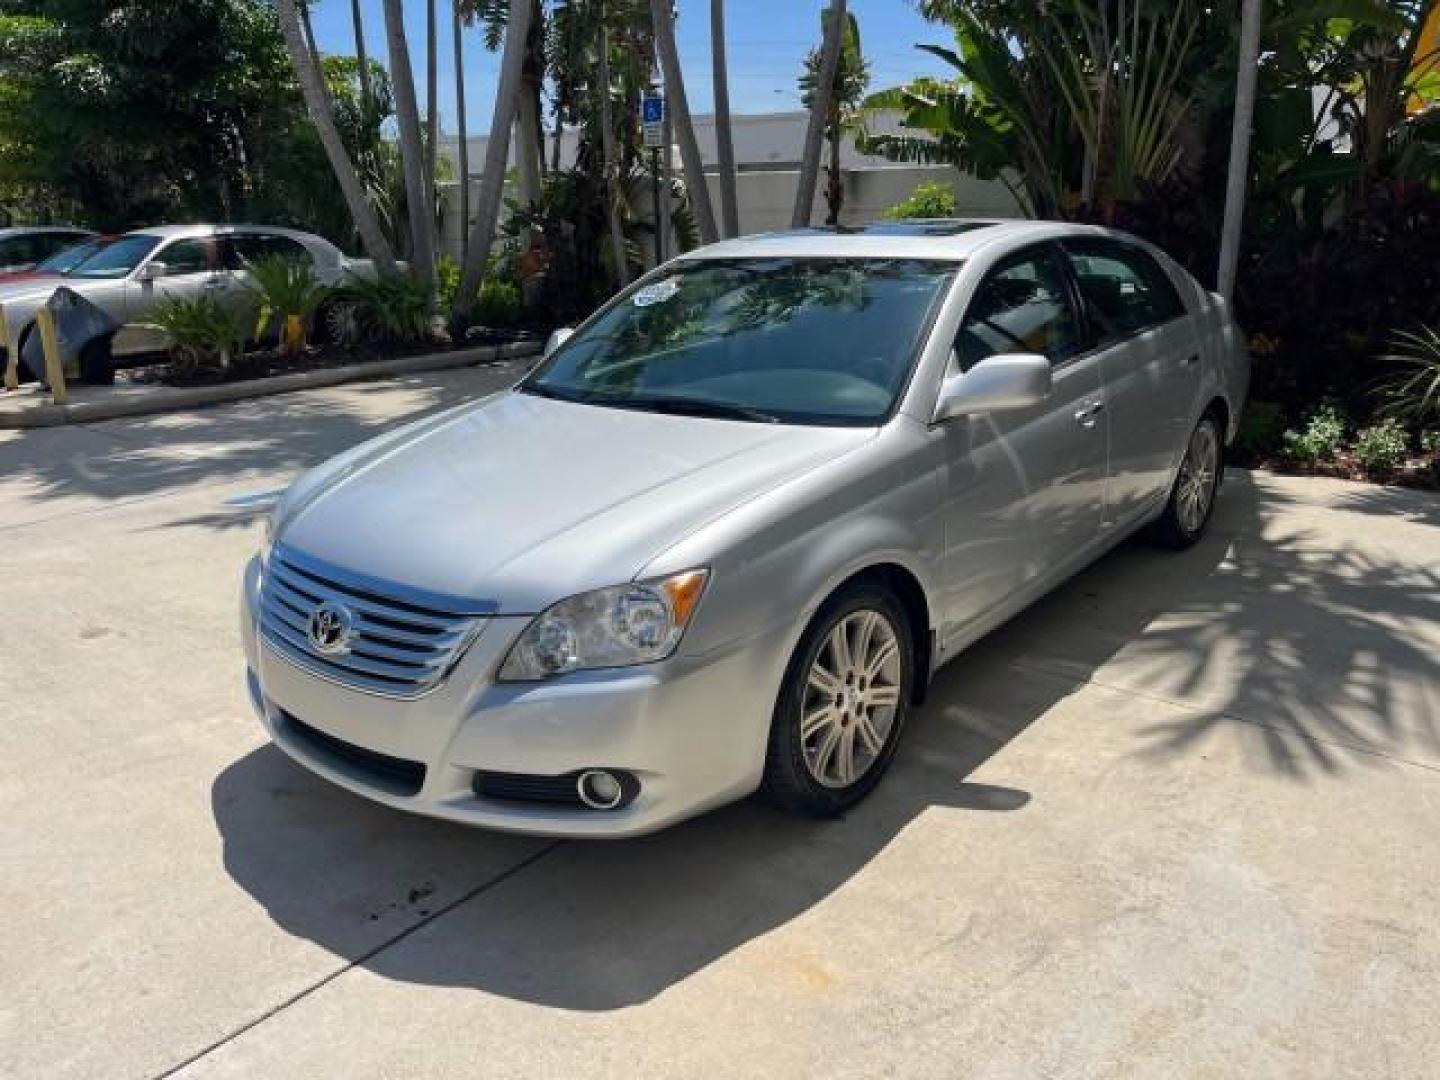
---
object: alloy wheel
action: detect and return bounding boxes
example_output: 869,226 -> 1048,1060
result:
1176,421 -> 1219,536
801,609 -> 903,789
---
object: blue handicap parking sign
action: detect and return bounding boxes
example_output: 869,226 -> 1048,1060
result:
643,96 -> 664,123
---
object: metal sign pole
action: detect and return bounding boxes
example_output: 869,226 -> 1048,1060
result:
642,90 -> 667,265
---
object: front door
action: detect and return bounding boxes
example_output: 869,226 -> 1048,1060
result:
119,236 -> 222,356
936,244 -> 1109,644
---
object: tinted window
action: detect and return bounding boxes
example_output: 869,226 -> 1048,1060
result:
1064,240 -> 1185,343
36,232 -> 85,259
155,239 -> 212,275
67,235 -> 161,279
524,257 -> 957,426
39,238 -> 107,274
956,248 -> 1083,371
227,233 -> 311,269
0,235 -> 38,268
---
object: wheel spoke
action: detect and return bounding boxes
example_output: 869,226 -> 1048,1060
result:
834,726 -> 857,784
856,712 -> 885,754
812,725 -> 841,781
865,684 -> 900,710
807,663 -> 841,697
864,638 -> 898,680
827,621 -> 853,674
801,704 -> 837,741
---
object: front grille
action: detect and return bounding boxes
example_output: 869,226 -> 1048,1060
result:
260,544 -> 491,698
281,712 -> 426,796
473,771 -> 586,808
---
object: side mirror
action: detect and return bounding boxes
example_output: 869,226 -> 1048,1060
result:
543,327 -> 574,357
137,261 -> 168,283
933,353 -> 1052,422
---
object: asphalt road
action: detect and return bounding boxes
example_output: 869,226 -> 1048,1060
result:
3,364 -> 1438,1079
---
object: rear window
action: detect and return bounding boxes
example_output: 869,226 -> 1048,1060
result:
1064,240 -> 1186,343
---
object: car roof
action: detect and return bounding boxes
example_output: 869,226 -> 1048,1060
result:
682,219 -> 1140,262
123,223 -> 325,242
0,226 -> 94,238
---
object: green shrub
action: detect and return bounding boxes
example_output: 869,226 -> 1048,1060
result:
435,254 -> 461,313
883,181 -> 957,220
242,255 -> 328,353
1232,400 -> 1286,461
1377,325 -> 1440,425
1352,418 -> 1410,479
1281,404 -> 1346,464
143,294 -> 250,375
474,277 -> 523,327
338,272 -> 433,343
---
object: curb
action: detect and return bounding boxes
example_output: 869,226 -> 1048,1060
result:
0,342 -> 542,429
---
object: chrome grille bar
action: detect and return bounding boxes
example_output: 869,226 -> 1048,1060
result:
259,544 -> 492,698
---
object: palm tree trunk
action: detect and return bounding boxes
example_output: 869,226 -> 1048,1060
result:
516,0 -> 544,208
649,0 -> 718,245
277,0 -> 397,272
383,0 -> 437,291
426,0 -> 440,258
1217,0 -> 1262,298
793,0 -> 846,228
825,115 -> 842,225
351,0 -> 372,104
453,0 -> 533,322
598,10 -> 631,289
453,2 -> 470,266
711,0 -> 739,238
299,1 -> 323,78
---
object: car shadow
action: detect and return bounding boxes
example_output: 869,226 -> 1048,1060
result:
212,468 -> 1437,1009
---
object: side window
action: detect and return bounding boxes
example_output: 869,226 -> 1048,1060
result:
228,234 -> 311,268
956,248 -> 1083,371
0,236 -> 35,268
1064,241 -> 1186,344
155,239 -> 212,276
38,234 -> 77,260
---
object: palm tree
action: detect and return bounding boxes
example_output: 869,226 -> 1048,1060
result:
516,0 -> 545,208
799,9 -> 867,226
599,5 -> 631,287
453,1 -> 471,263
1218,0 -> 1262,298
711,0 -> 739,238
793,0 -> 846,228
649,0 -> 718,245
350,0 -> 372,104
426,0 -> 440,253
276,0 -> 398,271
382,0 -> 437,292
453,0 -> 534,322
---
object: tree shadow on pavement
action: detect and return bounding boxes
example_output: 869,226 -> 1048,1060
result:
212,467 -> 1436,1008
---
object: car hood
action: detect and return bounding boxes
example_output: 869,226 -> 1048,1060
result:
278,389 -> 874,613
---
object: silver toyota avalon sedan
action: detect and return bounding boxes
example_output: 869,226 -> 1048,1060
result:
241,220 -> 1249,837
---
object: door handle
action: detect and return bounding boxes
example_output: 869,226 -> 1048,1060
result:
202,278 -> 225,290
1183,353 -> 1199,367
1074,401 -> 1105,428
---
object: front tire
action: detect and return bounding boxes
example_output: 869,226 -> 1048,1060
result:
1153,413 -> 1223,549
761,581 -> 914,817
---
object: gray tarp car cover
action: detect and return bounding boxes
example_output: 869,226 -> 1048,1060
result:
20,286 -> 119,385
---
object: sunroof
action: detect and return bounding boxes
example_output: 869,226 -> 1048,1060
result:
856,220 -> 999,236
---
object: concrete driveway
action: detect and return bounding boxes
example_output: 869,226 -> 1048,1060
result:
3,365 -> 1437,1079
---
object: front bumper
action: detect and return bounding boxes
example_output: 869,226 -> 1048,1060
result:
240,557 -> 787,837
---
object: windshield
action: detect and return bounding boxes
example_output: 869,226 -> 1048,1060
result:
66,235 -> 160,279
39,238 -> 108,274
522,257 -> 958,426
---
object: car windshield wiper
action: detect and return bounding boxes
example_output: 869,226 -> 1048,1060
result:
619,394 -> 783,424
518,382 -> 590,404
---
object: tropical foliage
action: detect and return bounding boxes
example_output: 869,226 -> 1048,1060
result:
144,294 -> 252,375
242,255 -> 329,353
884,180 -> 958,219
799,9 -> 870,224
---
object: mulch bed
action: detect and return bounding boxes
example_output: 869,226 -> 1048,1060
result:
117,328 -> 544,389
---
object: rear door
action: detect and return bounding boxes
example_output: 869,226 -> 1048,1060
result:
1061,238 -> 1198,526
937,242 -> 1109,637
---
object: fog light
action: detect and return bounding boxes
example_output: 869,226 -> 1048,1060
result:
576,769 -> 626,810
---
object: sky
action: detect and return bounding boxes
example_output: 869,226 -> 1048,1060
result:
309,0 -> 957,139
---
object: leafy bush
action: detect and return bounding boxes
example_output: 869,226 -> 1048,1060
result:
1281,404 -> 1346,464
435,255 -> 462,313
474,277 -> 523,327
1377,325 -> 1440,425
338,272 -> 433,343
884,181 -> 957,220
1352,418 -> 1410,479
242,255 -> 328,353
143,294 -> 249,375
1231,400 -> 1286,462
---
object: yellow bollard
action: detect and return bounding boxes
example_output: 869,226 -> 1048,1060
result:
1,303 -> 17,392
36,306 -> 67,404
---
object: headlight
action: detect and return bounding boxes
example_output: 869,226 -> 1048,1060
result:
497,569 -> 709,681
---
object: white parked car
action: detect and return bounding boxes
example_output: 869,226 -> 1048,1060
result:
0,224 -> 377,380
242,220 -> 1249,838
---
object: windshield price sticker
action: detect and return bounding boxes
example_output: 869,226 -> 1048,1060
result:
633,279 -> 681,307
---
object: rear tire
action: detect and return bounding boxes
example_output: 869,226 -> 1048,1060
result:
761,580 -> 914,817
1152,413 -> 1223,549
